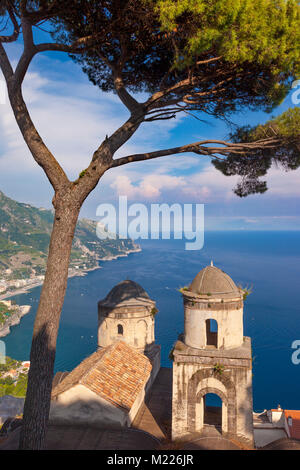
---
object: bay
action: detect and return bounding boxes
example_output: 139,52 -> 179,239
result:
3,231 -> 300,411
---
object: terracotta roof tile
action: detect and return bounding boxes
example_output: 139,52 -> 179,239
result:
52,341 -> 152,411
284,410 -> 300,440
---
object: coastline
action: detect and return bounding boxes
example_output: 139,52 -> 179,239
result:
98,246 -> 142,262
0,246 -> 142,302
0,246 -> 141,338
0,305 -> 31,338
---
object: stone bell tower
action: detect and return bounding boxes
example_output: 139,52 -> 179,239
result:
98,279 -> 161,383
171,263 -> 253,445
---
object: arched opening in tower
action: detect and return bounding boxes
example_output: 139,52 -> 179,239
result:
205,319 -> 218,347
203,393 -> 222,428
117,324 -> 123,335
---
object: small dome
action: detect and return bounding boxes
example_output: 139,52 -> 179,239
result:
189,265 -> 240,298
99,280 -> 154,308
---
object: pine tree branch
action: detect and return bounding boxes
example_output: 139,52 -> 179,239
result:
111,138 -> 280,168
0,4 -> 20,43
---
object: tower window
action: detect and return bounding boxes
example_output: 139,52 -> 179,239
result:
206,319 -> 218,347
117,324 -> 123,335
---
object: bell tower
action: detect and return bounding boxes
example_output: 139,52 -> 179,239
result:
171,264 -> 253,445
98,279 -> 161,383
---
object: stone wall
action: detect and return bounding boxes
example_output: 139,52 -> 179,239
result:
50,384 -> 128,427
172,338 -> 253,445
183,298 -> 244,349
98,307 -> 155,353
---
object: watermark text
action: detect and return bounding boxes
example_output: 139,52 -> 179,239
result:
96,196 -> 204,250
291,340 -> 300,365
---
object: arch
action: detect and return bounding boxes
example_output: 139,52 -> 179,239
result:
187,369 -> 236,436
196,376 -> 227,397
205,318 -> 218,347
202,392 -> 222,427
117,324 -> 124,335
197,388 -> 226,431
197,386 -> 228,404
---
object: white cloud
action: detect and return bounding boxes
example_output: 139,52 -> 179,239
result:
0,57 -> 184,184
105,157 -> 300,205
110,173 -> 187,200
266,166 -> 300,196
243,218 -> 259,224
181,165 -> 238,201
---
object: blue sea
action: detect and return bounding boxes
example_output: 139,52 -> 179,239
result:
3,231 -> 300,412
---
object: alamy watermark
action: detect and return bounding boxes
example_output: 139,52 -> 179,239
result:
0,340 -> 5,364
292,80 -> 300,105
96,196 -> 204,250
291,340 -> 300,365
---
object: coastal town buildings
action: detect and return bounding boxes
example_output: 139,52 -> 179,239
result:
0,275 -> 45,297
252,406 -> 300,446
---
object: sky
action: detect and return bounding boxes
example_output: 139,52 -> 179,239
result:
0,27 -> 300,231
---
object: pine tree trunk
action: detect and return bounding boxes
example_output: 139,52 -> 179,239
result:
18,202 -> 80,449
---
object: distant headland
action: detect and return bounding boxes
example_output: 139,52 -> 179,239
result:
0,190 -> 141,302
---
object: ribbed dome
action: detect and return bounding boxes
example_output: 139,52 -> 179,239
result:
189,265 -> 240,298
99,280 -> 154,308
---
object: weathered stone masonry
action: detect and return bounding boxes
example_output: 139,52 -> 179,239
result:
172,264 -> 254,445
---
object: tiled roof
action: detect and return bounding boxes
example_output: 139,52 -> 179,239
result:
284,410 -> 300,440
52,371 -> 70,389
52,341 -> 152,411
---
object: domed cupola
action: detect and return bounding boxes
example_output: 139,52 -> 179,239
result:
182,262 -> 244,349
190,264 -> 241,299
99,280 -> 153,311
98,280 -> 157,353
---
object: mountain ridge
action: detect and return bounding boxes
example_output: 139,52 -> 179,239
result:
0,190 -> 139,280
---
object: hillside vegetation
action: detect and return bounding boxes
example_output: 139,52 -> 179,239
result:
0,191 -> 137,279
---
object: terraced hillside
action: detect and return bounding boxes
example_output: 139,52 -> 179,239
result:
0,191 -> 138,279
